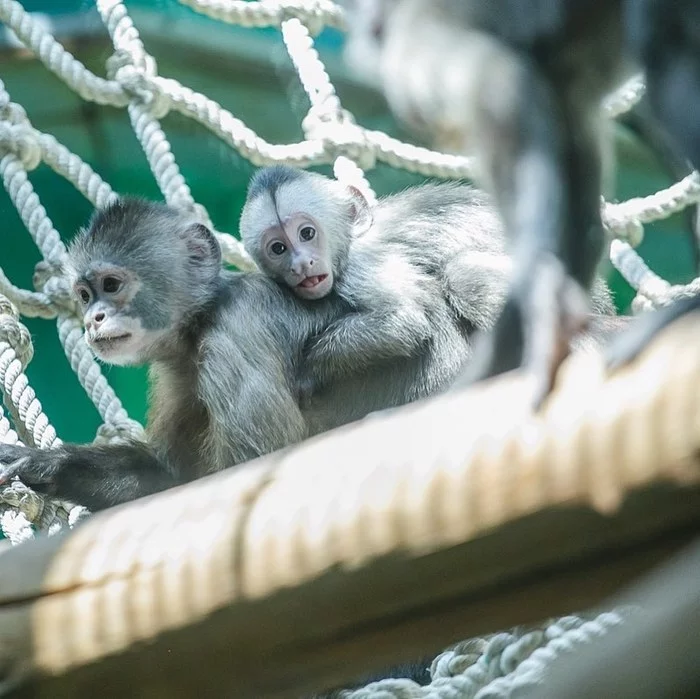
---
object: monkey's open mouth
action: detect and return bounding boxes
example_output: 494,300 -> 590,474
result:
298,274 -> 328,289
91,333 -> 132,347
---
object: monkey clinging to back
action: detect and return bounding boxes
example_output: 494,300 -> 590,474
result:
0,191 -> 613,511
240,165 -> 627,400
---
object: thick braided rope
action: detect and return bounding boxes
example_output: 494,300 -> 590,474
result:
0,83 -> 142,439
0,296 -> 88,542
281,15 -> 377,203
332,610 -> 631,698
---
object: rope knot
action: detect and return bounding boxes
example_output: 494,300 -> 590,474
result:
431,638 -> 489,678
0,295 -> 34,367
0,98 -> 28,126
95,420 -> 145,445
32,261 -> 78,315
303,104 -> 375,169
0,122 -> 42,171
602,198 -> 645,247
277,0 -> 335,35
0,479 -> 44,523
106,50 -> 171,119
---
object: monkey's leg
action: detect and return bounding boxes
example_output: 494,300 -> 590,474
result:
462,41 -> 602,406
0,441 -> 177,511
442,250 -> 512,332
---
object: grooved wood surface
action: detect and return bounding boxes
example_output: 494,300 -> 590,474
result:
1,315 -> 700,698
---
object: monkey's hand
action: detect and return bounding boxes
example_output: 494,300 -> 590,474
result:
297,361 -> 320,405
606,294 -> 700,372
0,444 -> 60,495
461,255 -> 591,409
1,441 -> 175,511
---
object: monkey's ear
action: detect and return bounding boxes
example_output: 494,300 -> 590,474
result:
347,185 -> 373,236
183,223 -> 222,278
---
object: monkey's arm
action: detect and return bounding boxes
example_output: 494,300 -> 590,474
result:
198,325 -> 308,466
0,441 -> 177,512
300,304 -> 434,391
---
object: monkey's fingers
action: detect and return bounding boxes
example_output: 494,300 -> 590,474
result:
529,320 -> 580,411
0,455 -> 33,487
0,445 -> 58,493
606,295 -> 700,372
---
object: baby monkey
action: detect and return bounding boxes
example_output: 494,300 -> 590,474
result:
240,165 -> 624,399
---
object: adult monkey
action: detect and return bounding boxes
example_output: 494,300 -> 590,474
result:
340,0 -> 700,404
0,199 -> 345,511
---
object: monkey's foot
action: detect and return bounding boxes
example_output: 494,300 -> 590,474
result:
294,361 -> 313,401
606,294 -> 700,372
524,258 -> 591,409
453,257 -> 591,409
0,444 -> 57,494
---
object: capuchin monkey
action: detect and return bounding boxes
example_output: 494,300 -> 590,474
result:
240,165 -> 625,399
340,0 -> 700,404
0,188 -> 622,511
0,199 -> 347,511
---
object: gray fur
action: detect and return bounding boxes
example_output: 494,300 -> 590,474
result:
241,168 -> 621,434
247,164 -> 305,202
343,0 -> 700,400
0,199 -> 345,508
0,188 -> 626,510
341,0 -> 632,404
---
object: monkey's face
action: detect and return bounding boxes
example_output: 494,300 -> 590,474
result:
343,0 -> 414,87
258,213 -> 334,300
73,264 -> 170,366
341,0 -> 392,87
343,0 -> 473,153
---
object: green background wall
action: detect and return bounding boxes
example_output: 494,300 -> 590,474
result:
0,0 -> 697,444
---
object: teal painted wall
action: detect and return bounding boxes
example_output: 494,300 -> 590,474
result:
0,1 -> 696,446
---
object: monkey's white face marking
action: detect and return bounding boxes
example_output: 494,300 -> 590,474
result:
74,264 -> 171,366
258,209 -> 334,300
240,169 -> 365,301
85,316 -> 168,366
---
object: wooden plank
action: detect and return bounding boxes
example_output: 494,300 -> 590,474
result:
0,315 -> 699,697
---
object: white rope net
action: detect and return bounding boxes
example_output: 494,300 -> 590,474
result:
0,0 -> 699,541
0,1 -> 695,694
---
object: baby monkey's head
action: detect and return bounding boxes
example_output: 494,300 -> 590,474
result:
239,166 -> 372,301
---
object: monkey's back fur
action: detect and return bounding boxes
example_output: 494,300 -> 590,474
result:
302,181 -> 617,434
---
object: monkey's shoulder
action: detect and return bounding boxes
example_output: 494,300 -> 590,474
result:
212,270 -> 342,339
334,245 -> 438,315
374,183 -> 504,248
377,181 -> 491,221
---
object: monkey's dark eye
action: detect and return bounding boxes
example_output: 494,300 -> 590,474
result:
102,276 -> 122,293
270,242 -> 287,256
76,287 -> 91,305
299,226 -> 316,241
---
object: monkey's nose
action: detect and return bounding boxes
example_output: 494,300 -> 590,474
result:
86,312 -> 106,332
